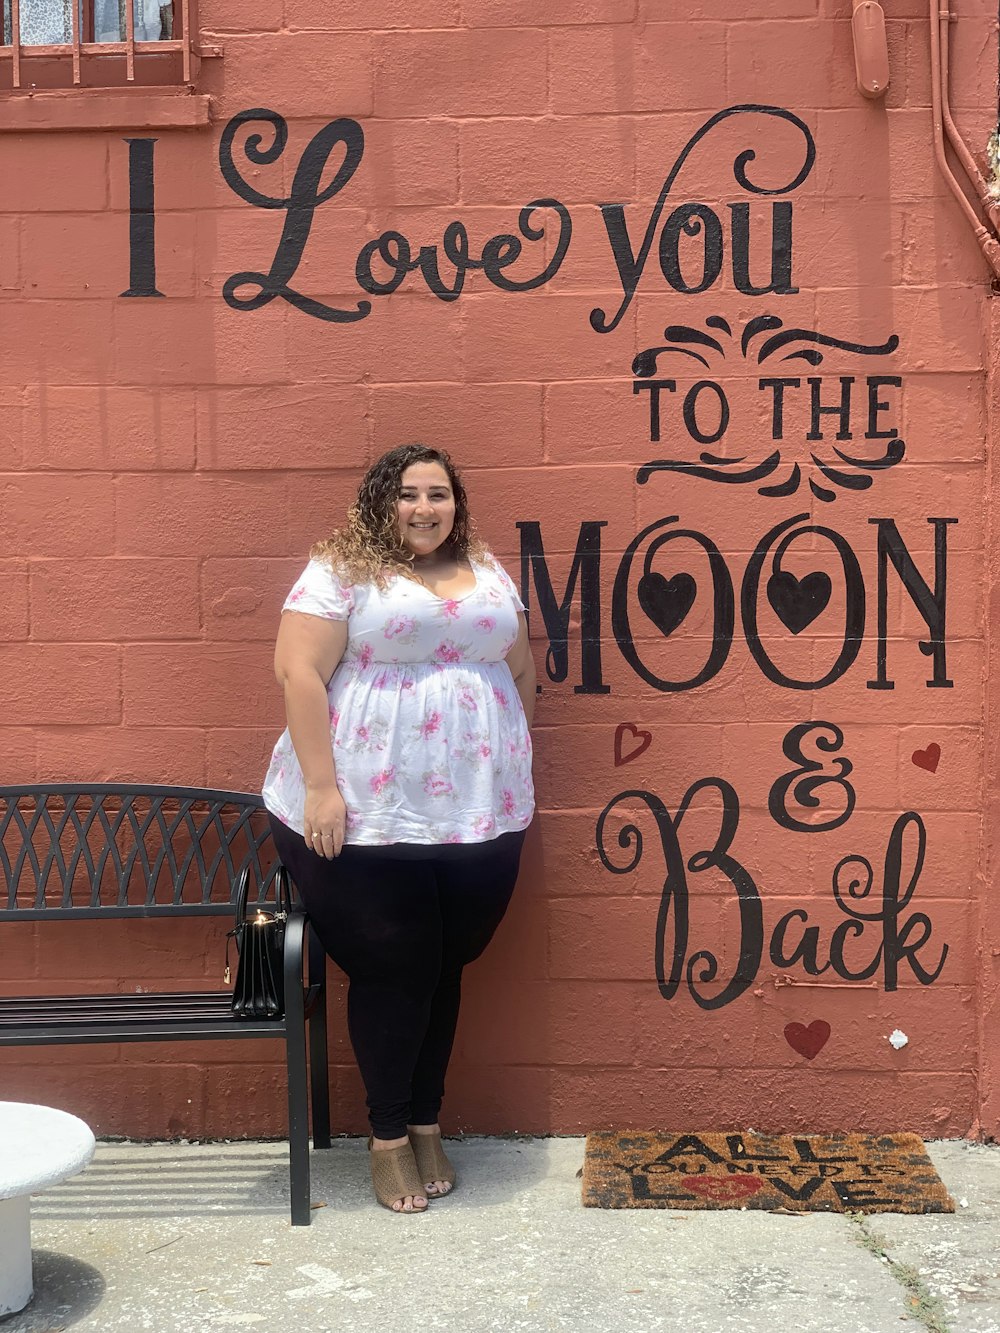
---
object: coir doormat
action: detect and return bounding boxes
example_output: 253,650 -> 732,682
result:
582,1131 -> 954,1213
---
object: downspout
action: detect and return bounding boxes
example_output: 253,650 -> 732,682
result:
928,0 -> 1000,277
939,0 -> 1000,234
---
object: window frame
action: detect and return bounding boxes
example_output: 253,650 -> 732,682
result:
0,0 -> 207,90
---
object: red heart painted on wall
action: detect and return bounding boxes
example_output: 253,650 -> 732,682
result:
681,1175 -> 764,1202
912,743 -> 941,773
614,723 -> 652,767
784,1020 -> 831,1060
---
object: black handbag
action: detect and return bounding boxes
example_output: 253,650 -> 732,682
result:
225,867 -> 291,1019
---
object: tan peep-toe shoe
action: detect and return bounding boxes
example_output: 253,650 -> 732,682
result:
408,1129 -> 457,1197
367,1137 -> 428,1213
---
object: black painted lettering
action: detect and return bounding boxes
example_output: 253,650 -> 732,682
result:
867,517 -> 956,690
612,517 -> 734,692
633,379 -> 677,443
517,521 -> 609,695
758,377 -> 800,439
866,375 -> 901,439
659,204 -> 723,294
807,376 -> 854,441
682,380 -> 729,445
121,138 -> 163,298
729,200 -> 797,296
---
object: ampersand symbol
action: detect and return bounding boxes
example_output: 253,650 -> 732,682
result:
768,721 -> 855,833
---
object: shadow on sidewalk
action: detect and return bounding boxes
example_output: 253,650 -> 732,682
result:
31,1136 -> 554,1221
0,1252 -> 104,1333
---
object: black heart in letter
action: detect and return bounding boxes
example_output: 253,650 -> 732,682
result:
767,571 -> 832,635
637,572 -> 697,638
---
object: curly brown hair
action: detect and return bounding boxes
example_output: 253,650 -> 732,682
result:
311,444 -> 489,585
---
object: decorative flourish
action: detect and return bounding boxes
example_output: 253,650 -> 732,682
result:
635,314 -> 903,502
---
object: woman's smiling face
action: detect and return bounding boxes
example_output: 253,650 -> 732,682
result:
396,461 -> 456,560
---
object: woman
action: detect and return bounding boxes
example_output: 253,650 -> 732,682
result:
262,444 -> 535,1214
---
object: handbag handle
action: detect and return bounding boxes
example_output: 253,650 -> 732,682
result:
274,864 -> 291,916
232,865 -> 289,922
232,866 -> 251,925
226,866 -> 287,984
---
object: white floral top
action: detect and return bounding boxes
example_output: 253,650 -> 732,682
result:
262,555 -> 535,846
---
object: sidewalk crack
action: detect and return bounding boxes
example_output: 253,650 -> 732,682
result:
848,1212 -> 951,1333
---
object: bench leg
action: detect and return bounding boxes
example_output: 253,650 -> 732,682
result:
285,916 -> 312,1226
309,933 -> 331,1150
0,1195 -> 32,1316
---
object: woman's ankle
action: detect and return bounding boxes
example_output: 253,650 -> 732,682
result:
371,1133 -> 408,1149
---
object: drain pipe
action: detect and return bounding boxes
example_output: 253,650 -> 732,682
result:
938,0 -> 1000,234
928,0 -> 1000,276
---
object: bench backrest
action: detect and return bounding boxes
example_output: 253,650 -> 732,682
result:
0,785 -> 281,921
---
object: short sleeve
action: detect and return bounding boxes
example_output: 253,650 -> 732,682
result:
489,557 -> 525,612
282,559 -> 354,620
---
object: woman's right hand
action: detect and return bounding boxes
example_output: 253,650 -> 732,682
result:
303,784 -> 348,859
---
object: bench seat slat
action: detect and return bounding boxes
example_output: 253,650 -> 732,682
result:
0,987 -> 323,1043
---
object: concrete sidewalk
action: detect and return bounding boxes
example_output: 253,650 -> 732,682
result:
3,1137 -> 999,1333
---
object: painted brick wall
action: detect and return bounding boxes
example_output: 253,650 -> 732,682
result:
1,0 -> 999,1140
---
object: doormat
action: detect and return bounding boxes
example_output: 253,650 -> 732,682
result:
582,1131 -> 954,1213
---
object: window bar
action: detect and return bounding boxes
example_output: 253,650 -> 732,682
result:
70,0 -> 81,86
10,0 -> 21,88
180,0 -> 191,82
124,0 -> 135,82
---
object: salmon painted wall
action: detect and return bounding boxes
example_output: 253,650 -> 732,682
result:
2,0 -> 999,1140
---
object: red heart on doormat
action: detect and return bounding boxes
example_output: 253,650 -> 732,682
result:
614,723 -> 652,767
784,1020 -> 831,1060
912,743 -> 941,774
682,1175 -> 764,1202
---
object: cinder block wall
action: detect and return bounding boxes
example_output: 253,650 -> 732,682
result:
2,0 -> 999,1139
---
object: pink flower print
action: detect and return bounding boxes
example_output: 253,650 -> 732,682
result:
423,773 -> 454,797
329,706 -> 340,727
472,814 -> 496,837
479,742 -> 492,759
420,711 -> 442,739
371,671 -> 393,690
440,599 -> 462,619
444,832 -> 462,844
501,789 -> 516,817
458,686 -> 478,711
492,686 -> 509,709
401,677 -> 415,691
354,724 -> 370,743
369,766 -> 397,796
384,615 -> 416,639
475,616 -> 496,633
287,584 -> 307,604
358,642 -> 374,670
436,641 -> 462,664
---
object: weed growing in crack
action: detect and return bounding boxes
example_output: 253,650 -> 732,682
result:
847,1213 -> 951,1333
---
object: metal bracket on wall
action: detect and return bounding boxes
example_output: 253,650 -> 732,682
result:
851,0 -> 890,99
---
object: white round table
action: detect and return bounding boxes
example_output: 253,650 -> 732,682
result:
0,1102 -> 95,1316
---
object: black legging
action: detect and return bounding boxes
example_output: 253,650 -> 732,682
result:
269,815 -> 525,1139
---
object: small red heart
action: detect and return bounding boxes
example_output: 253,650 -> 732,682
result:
784,1020 -> 831,1060
682,1175 -> 764,1202
614,723 -> 652,767
912,743 -> 941,774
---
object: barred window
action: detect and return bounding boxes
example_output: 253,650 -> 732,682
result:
1,0 -> 198,88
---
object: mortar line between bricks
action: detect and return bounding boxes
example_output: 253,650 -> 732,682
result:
847,1211 -> 951,1332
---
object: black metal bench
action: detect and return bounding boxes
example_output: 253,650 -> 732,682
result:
0,784 -> 330,1226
